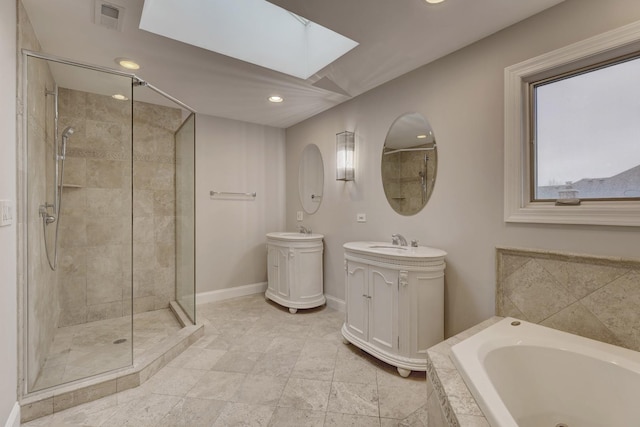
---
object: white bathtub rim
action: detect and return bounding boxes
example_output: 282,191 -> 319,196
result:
451,317 -> 640,427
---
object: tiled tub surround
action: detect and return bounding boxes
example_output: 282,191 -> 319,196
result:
497,247 -> 640,351
451,317 -> 640,427
426,317 -> 500,427
426,247 -> 640,426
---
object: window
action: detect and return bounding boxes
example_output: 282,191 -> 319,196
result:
504,20 -> 640,226
531,55 -> 640,201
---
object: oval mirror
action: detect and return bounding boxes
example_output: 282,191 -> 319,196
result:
381,112 -> 437,216
298,144 -> 324,214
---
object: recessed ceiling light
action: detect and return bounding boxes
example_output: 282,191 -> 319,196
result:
425,0 -> 446,3
268,96 -> 284,103
417,134 -> 427,139
115,58 -> 140,70
112,94 -> 129,101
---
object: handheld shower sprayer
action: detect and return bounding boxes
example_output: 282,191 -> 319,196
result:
62,126 -> 74,137
60,126 -> 74,160
42,125 -> 74,270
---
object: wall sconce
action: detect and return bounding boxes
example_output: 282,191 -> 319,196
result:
336,131 -> 355,181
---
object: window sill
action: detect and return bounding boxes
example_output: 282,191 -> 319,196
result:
505,200 -> 640,227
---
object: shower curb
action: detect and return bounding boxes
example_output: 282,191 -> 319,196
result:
19,321 -> 203,422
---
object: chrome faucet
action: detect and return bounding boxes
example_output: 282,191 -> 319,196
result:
391,234 -> 408,246
298,225 -> 312,235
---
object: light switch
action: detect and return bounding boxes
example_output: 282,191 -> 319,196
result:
297,211 -> 303,221
357,213 -> 366,223
0,200 -> 12,227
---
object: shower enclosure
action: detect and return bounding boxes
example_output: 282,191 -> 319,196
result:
21,51 -> 196,395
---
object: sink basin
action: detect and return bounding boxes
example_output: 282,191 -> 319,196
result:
344,241 -> 447,260
267,231 -> 324,241
368,245 -> 408,251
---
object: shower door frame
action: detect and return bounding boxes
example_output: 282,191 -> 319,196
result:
18,49 -> 197,399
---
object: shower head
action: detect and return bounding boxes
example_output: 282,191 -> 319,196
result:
60,126 -> 74,159
62,126 -> 74,139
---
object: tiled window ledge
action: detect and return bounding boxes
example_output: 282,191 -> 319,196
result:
426,316 -> 503,427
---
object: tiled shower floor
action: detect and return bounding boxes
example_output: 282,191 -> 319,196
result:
33,309 -> 182,391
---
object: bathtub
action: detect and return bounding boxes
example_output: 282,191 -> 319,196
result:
451,317 -> 640,427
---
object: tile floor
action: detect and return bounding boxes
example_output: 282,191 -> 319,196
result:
33,309 -> 182,391
24,294 -> 429,426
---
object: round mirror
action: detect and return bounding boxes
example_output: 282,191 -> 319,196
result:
298,144 -> 324,214
381,113 -> 437,216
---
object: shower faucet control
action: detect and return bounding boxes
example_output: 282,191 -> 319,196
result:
39,204 -> 56,224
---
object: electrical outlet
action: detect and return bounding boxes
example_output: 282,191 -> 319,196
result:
0,200 -> 12,227
297,211 -> 304,221
357,213 -> 366,223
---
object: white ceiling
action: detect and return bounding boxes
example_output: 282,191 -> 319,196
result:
21,0 -> 564,128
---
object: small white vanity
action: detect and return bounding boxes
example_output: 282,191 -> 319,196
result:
342,241 -> 446,377
266,232 -> 325,313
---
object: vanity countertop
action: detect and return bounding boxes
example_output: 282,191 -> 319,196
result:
266,232 -> 324,241
344,241 -> 447,260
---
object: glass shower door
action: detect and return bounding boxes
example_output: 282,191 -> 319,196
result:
175,113 -> 196,322
25,54 -> 134,392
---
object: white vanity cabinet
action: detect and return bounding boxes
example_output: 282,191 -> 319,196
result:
344,261 -> 399,354
266,232 -> 325,313
342,242 -> 446,377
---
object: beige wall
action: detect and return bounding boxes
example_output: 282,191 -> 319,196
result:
285,0 -> 640,337
196,115 -> 286,294
1,0 -> 17,424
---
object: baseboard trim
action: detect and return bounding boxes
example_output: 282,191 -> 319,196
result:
5,402 -> 20,427
325,295 -> 345,313
196,282 -> 268,305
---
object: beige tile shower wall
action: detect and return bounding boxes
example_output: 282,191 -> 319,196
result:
132,101 -> 182,314
57,88 -> 182,326
18,1 -> 60,390
497,247 -> 640,351
57,88 -> 132,326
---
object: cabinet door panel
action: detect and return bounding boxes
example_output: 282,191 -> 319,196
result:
267,246 -> 278,294
415,275 -> 444,355
345,262 -> 368,341
296,248 -> 324,300
369,267 -> 398,352
276,247 -> 290,297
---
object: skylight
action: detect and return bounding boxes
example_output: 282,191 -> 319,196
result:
139,0 -> 359,80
